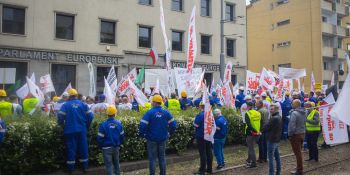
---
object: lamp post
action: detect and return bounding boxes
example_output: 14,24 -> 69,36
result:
220,0 -> 225,80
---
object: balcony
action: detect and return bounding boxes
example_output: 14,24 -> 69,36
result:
322,22 -> 334,35
321,0 -> 332,11
323,70 -> 333,81
336,26 -> 346,37
322,47 -> 335,58
336,3 -> 346,16
337,49 -> 346,59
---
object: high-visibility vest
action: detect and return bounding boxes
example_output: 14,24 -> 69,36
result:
0,101 -> 13,117
23,98 -> 39,114
306,109 -> 320,132
167,99 -> 180,111
245,109 -> 261,134
139,102 -> 152,114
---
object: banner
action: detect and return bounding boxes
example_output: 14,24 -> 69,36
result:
88,62 -> 96,97
221,82 -> 235,108
104,77 -> 115,105
117,78 -> 130,95
16,73 -> 35,99
129,78 -> 149,107
278,67 -> 306,79
260,68 -> 275,91
224,62 -> 233,83
153,78 -> 160,94
275,80 -> 285,102
311,72 -> 315,92
106,65 -> 118,93
203,86 -> 216,143
0,68 -> 16,84
320,93 -> 349,145
145,69 -> 175,97
61,83 -> 72,97
283,79 -> 293,93
186,6 -> 197,74
245,70 -> 260,95
194,70 -> 205,94
39,74 -> 55,94
127,68 -> 137,82
174,67 -> 202,98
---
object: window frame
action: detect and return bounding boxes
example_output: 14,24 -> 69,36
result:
1,4 -> 26,36
54,12 -> 76,41
171,0 -> 184,12
138,25 -> 153,48
138,0 -> 153,6
226,38 -> 236,57
276,19 -> 290,27
201,34 -> 212,55
171,30 -> 184,52
99,18 -> 117,45
225,3 -> 236,22
200,0 -> 211,17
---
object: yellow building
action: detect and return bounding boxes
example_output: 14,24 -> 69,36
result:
247,0 -> 349,91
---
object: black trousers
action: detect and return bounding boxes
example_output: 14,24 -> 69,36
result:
197,139 -> 213,173
306,131 -> 320,161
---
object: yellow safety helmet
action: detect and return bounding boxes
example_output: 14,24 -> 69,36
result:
285,91 -> 290,96
53,96 -> 60,102
152,95 -> 163,103
181,90 -> 188,98
68,88 -> 78,96
106,105 -> 118,116
0,89 -> 7,97
310,102 -> 316,107
199,101 -> 205,106
315,89 -> 322,93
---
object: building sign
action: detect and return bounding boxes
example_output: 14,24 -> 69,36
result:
172,61 -> 220,72
0,47 -> 121,64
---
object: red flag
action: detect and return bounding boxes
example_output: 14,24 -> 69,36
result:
150,48 -> 159,65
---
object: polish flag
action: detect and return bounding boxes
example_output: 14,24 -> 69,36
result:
150,47 -> 159,65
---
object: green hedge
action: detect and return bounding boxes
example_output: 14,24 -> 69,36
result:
0,108 -> 244,174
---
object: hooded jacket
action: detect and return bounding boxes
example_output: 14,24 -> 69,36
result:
288,107 -> 306,136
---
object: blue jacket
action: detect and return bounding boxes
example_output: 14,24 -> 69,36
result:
194,111 -> 205,139
0,119 -> 6,143
214,115 -> 228,139
139,106 -> 177,142
97,118 -> 124,148
210,97 -> 222,108
281,97 -> 292,117
194,97 -> 202,108
58,98 -> 94,134
308,96 -> 317,104
235,92 -> 245,108
132,101 -> 139,112
180,98 -> 194,110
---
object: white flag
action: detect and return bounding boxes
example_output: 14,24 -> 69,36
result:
330,53 -> 350,125
61,83 -> 72,97
104,77 -> 115,105
16,73 -> 35,99
330,72 -> 335,86
26,76 -> 45,114
153,78 -> 160,94
221,82 -> 235,108
224,62 -> 233,83
159,0 -> 169,52
186,6 -> 197,74
106,65 -> 118,93
232,83 -> 240,96
311,72 -> 315,92
203,86 -> 216,143
129,78 -> 149,107
88,62 -> 96,97
296,79 -> 301,91
39,74 -> 55,94
260,67 -> 275,92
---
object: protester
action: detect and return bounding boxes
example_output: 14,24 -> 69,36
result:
131,97 -> 139,112
9,95 -> 22,117
261,92 -> 271,112
193,102 -> 213,174
97,105 -> 124,175
0,116 -> 6,144
0,90 -> 13,117
179,90 -> 194,110
281,91 -> 292,140
288,99 -> 306,175
91,94 -> 109,114
58,88 -> 94,173
308,92 -> 316,104
85,96 -> 95,109
305,102 -> 320,162
235,86 -> 246,109
240,95 -> 252,124
165,93 -> 181,111
139,95 -> 177,175
23,94 -> 39,114
194,95 -> 203,108
210,92 -> 222,108
254,94 -> 261,102
256,100 -> 269,163
213,109 -> 228,170
245,101 -> 261,168
261,103 -> 282,175
118,95 -> 132,110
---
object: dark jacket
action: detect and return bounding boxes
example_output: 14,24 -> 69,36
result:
261,112 -> 282,143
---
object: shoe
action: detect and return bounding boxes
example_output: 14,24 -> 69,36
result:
216,165 -> 224,170
290,170 -> 303,175
305,158 -> 314,161
245,163 -> 257,168
206,169 -> 213,173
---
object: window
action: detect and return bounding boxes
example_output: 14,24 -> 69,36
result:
231,74 -> 237,85
172,0 -> 183,11
323,36 -> 333,47
139,0 -> 152,5
51,64 -> 76,95
204,73 -> 213,88
0,61 -> 27,90
225,3 -> 235,21
226,39 -> 236,57
201,35 -> 211,54
276,0 -> 289,6
337,19 -> 341,26
201,0 -> 210,17
100,20 -> 116,44
172,31 -> 183,51
278,63 -> 291,68
347,43 -> 350,51
277,41 -> 291,47
55,14 -> 74,40
277,19 -> 290,27
96,66 -> 116,94
2,6 -> 25,35
138,26 -> 152,48
338,38 -> 342,49
323,62 -> 330,70
322,16 -> 327,22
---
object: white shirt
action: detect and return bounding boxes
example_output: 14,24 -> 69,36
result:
91,102 -> 109,114
240,103 -> 248,124
118,103 -> 132,110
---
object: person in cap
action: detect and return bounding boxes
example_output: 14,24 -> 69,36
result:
54,93 -> 68,116
210,91 -> 222,108
261,92 -> 271,112
193,102 -> 213,174
261,103 -> 282,175
304,102 -> 320,162
139,95 -> 177,175
245,101 -> 261,168
254,94 -> 261,102
165,93 -> 181,111
240,95 -> 252,124
85,96 -> 95,109
118,95 -> 132,111
9,95 -> 22,118
308,92 -> 317,104
91,94 -> 109,115
23,93 -> 39,115
0,89 -> 13,117
256,100 -> 269,163
52,96 -> 61,117
213,109 -> 228,170
97,105 -> 124,175
235,86 -> 246,109
179,90 -> 194,110
58,88 -> 94,173
194,94 -> 203,108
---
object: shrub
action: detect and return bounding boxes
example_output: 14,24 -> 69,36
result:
0,108 -> 243,174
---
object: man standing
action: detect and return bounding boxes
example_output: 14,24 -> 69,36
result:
91,94 -> 109,115
23,94 -> 39,114
305,102 -> 320,162
288,99 -> 306,175
281,92 -> 292,140
117,95 -> 132,111
256,100 -> 269,163
0,90 -> 13,117
261,103 -> 282,175
210,92 -> 222,108
165,93 -> 181,111
240,95 -> 252,124
139,95 -> 177,175
213,109 -> 228,170
245,101 -> 261,168
235,87 -> 246,109
193,102 -> 213,174
58,89 -> 94,173
261,92 -> 271,112
179,90 -> 194,110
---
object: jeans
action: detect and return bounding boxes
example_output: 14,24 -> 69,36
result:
213,138 -> 226,166
246,135 -> 259,165
197,139 -> 213,173
258,133 -> 267,161
306,131 -> 319,161
147,140 -> 166,175
102,147 -> 120,175
290,134 -> 305,174
267,141 -> 281,175
282,117 -> 289,140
